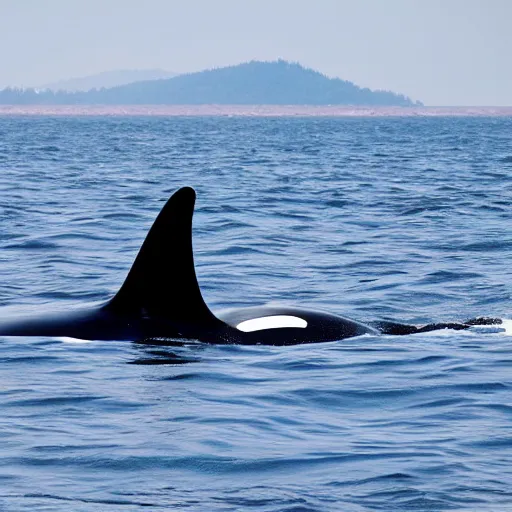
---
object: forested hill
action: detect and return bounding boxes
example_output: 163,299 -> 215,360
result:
0,60 -> 421,106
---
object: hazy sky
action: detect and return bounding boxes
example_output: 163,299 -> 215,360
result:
1,0 -> 510,106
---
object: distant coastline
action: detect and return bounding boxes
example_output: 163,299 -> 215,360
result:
0,105 -> 511,117
0,60 -> 419,107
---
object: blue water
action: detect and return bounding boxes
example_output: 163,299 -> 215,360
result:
1,116 -> 512,511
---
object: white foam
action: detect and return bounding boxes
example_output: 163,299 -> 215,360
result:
500,318 -> 512,336
236,315 -> 307,332
57,337 -> 93,344
465,319 -> 512,336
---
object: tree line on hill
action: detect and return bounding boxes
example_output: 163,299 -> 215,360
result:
0,60 -> 421,106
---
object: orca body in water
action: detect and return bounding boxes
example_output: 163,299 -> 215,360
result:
0,187 -> 501,345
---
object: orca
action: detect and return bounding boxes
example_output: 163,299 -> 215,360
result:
0,187 -> 501,345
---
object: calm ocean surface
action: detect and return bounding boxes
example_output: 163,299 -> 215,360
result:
1,116 -> 512,511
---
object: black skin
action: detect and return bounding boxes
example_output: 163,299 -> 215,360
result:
0,187 -> 503,346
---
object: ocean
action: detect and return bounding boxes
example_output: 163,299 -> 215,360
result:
1,115 -> 512,511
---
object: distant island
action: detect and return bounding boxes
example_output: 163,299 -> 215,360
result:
38,69 -> 177,92
0,60 -> 422,106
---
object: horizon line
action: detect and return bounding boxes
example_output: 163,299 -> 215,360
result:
0,105 -> 511,117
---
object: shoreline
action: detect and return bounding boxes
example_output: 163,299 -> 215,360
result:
0,105 -> 511,117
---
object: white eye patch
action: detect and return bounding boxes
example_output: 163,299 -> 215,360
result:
236,315 -> 308,332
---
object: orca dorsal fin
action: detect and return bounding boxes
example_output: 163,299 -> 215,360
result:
107,187 -> 218,326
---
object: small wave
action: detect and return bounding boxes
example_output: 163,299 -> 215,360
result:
37,145 -> 60,152
3,239 -> 59,250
